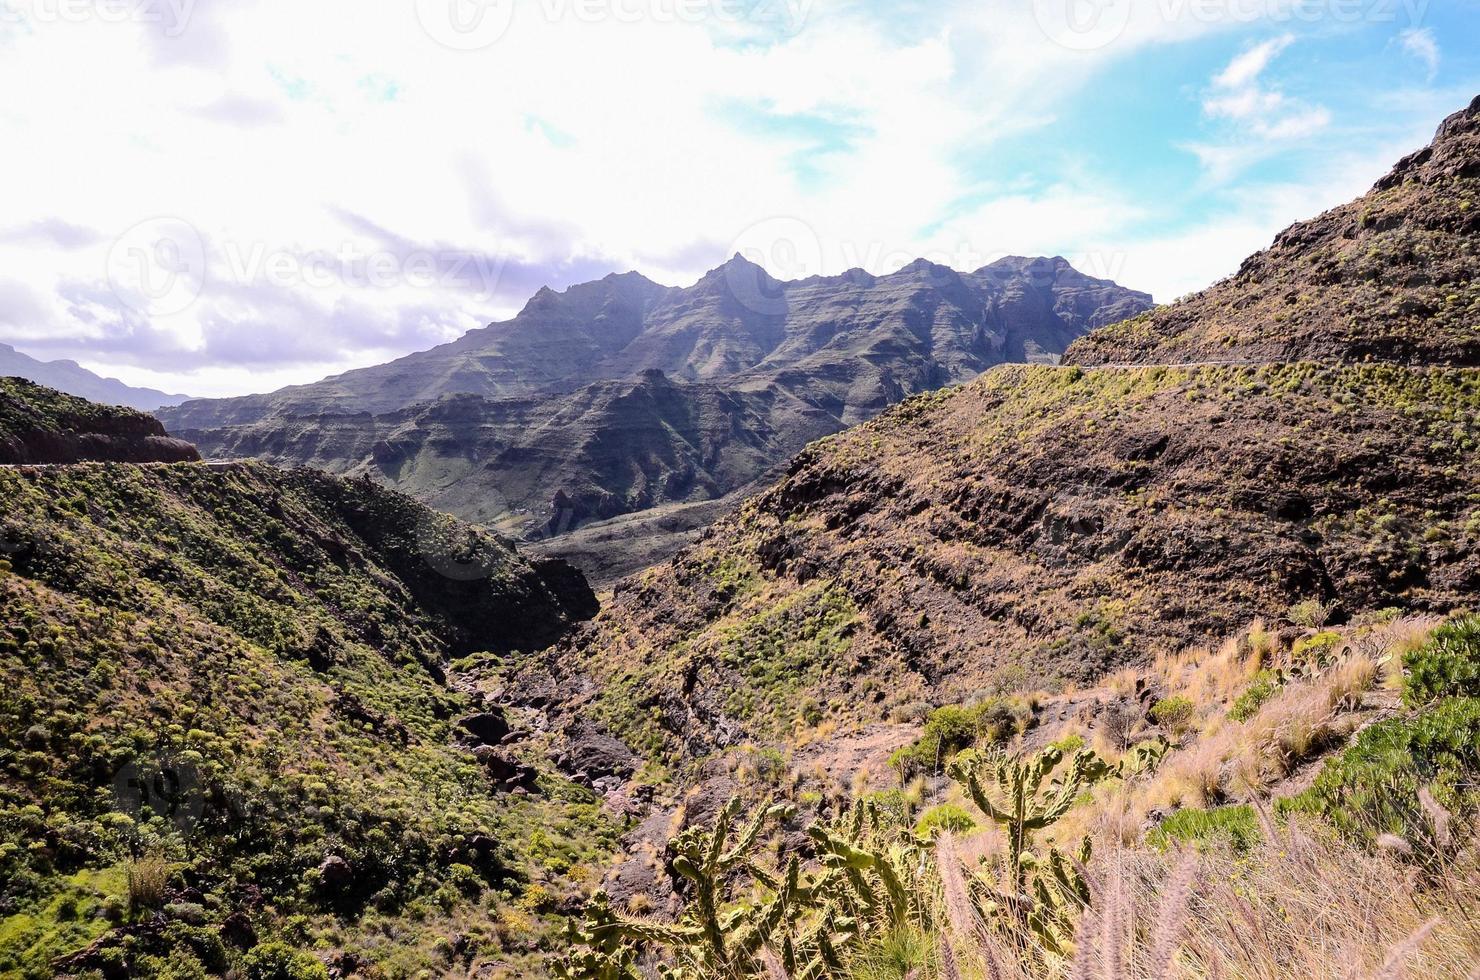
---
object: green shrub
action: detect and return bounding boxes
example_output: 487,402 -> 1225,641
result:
1149,696 -> 1195,733
1147,805 -> 1259,853
1050,733 -> 1086,754
1292,697 -> 1480,845
1288,598 -> 1331,628
1229,670 -> 1280,722
1402,614 -> 1480,706
914,803 -> 977,839
888,698 -> 1034,778
242,941 -> 330,980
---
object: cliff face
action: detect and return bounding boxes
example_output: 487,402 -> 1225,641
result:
0,376 -> 200,464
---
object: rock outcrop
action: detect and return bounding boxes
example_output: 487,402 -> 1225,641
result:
0,376 -> 200,464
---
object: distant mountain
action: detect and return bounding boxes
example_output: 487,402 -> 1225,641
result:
162,255 -> 1150,427
0,342 -> 189,411
158,255 -> 1152,579
506,95 -> 1480,769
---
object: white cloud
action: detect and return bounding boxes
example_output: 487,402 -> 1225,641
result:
1190,33 -> 1330,183
1399,28 -> 1440,81
1212,33 -> 1294,89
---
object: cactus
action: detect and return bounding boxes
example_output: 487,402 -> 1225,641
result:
555,796 -> 857,979
553,794 -> 922,979
1118,737 -> 1170,777
557,745 -> 1109,978
949,746 -> 1102,958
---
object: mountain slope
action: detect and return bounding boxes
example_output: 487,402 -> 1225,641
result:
1,376 -> 199,464
0,385 -> 607,978
159,257 -> 1151,579
502,96 -> 1480,771
1066,94 -> 1480,368
0,343 -> 188,411
166,370 -> 841,539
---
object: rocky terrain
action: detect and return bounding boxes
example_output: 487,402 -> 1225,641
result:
502,96 -> 1480,776
167,370 -> 840,546
0,376 -> 200,464
158,256 -> 1151,580
0,343 -> 188,412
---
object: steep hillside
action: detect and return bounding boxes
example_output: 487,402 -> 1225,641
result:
1067,95 -> 1480,368
0,447 -> 606,976
0,345 -> 188,412
167,370 -> 840,544
1,376 -> 199,464
505,97 -> 1480,773
160,257 -> 1150,577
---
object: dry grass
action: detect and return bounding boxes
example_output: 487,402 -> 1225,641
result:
126,851 -> 171,914
1153,624 -> 1269,712
1059,619 -> 1420,845
922,813 -> 1480,980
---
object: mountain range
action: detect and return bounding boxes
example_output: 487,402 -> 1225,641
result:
0,342 -> 189,412
157,255 -> 1151,581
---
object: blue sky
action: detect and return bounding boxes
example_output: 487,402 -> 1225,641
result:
0,0 -> 1476,395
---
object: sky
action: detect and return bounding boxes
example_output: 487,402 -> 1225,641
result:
0,0 -> 1476,397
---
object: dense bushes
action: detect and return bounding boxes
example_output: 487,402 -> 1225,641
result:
1403,614 -> 1480,705
0,464 -> 617,977
1294,697 -> 1480,845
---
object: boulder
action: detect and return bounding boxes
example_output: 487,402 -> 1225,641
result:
457,711 -> 511,746
318,855 -> 354,891
557,726 -> 638,782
